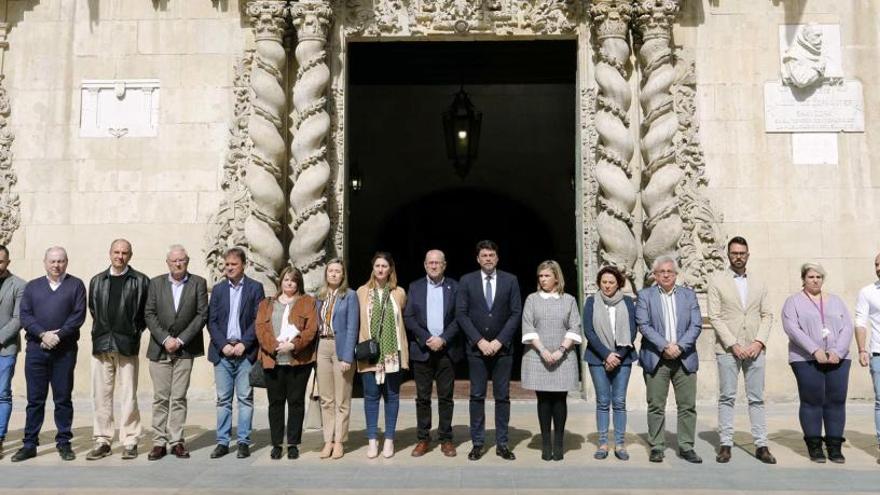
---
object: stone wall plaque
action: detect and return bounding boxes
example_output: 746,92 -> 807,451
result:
792,133 -> 838,165
763,81 -> 865,133
80,79 -> 160,138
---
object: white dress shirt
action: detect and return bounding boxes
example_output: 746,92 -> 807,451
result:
855,281 -> 880,354
659,286 -> 677,344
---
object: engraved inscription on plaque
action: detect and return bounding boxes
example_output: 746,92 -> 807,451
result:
764,81 -> 865,133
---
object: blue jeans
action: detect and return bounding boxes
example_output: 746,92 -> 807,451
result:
0,354 -> 17,440
362,371 -> 401,440
870,356 -> 880,443
589,364 -> 632,446
214,357 -> 254,446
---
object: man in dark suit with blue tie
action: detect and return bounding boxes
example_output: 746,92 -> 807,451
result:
404,249 -> 461,458
636,255 -> 703,464
207,247 -> 265,459
456,240 -> 522,461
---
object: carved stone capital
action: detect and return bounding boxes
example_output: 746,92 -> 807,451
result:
589,0 -> 632,41
633,0 -> 678,41
247,0 -> 289,42
290,0 -> 334,43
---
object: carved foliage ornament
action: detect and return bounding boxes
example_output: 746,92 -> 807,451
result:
633,0 -> 677,41
290,0 -> 334,41
0,76 -> 18,247
342,0 -> 578,37
247,0 -> 289,41
589,0 -> 631,41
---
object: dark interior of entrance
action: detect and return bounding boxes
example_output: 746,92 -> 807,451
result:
347,40 -> 577,381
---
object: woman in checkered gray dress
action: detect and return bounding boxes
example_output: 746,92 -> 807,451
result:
520,260 -> 582,461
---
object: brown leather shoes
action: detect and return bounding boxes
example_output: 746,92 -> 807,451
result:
716,445 -> 731,463
755,446 -> 776,464
411,440 -> 430,457
148,446 -> 167,461
171,443 -> 191,458
440,441 -> 457,457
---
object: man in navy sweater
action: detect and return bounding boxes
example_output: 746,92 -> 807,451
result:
11,246 -> 86,462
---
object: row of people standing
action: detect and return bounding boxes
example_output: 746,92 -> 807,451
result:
0,236 -> 875,465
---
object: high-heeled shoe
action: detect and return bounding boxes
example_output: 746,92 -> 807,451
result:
367,439 -> 379,459
331,442 -> 344,459
382,439 -> 395,458
319,442 -> 333,459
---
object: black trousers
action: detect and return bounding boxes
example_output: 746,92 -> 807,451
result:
468,353 -> 512,447
536,391 -> 567,449
24,345 -> 77,449
412,353 -> 455,442
265,364 -> 311,447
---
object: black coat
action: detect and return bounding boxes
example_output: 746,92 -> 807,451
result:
88,266 -> 150,356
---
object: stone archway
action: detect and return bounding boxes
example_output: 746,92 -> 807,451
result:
206,0 -> 726,297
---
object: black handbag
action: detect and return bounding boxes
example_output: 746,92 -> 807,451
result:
354,338 -> 380,363
249,359 -> 267,388
355,290 -> 390,364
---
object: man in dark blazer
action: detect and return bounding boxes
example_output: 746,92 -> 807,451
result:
456,240 -> 522,461
144,244 -> 208,460
636,255 -> 703,464
207,247 -> 265,459
404,249 -> 462,458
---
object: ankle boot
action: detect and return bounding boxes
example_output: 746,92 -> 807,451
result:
541,435 -> 552,461
824,436 -> 846,464
804,436 -> 826,463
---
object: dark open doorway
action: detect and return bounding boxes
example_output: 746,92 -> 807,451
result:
347,40 -> 578,381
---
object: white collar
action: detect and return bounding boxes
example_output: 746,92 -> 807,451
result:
539,291 -> 560,300
109,265 -> 130,276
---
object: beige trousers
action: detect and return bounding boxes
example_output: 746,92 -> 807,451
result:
149,357 -> 194,447
316,338 -> 354,443
91,352 -> 141,447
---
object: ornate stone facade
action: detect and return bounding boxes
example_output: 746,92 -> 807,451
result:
0,22 -> 18,248
206,52 -> 257,282
590,0 -> 639,287
341,0 -> 579,37
202,0 -> 725,295
634,0 -> 683,285
289,0 -> 334,291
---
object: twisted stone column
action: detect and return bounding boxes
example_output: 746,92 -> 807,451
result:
634,0 -> 682,276
244,0 -> 289,291
289,0 -> 333,291
590,0 -> 638,284
0,22 -> 19,247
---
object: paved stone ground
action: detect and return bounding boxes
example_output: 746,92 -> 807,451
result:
0,398 -> 877,494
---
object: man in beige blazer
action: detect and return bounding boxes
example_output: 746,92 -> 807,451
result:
707,236 -> 776,465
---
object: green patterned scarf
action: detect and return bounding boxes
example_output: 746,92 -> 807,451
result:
370,287 -> 398,357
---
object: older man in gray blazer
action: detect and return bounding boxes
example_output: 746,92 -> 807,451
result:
0,245 -> 25,458
144,245 -> 208,460
636,255 -> 703,464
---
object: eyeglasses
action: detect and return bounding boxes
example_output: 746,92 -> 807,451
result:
728,252 -> 749,258
654,270 -> 676,275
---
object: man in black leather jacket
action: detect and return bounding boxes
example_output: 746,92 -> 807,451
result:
85,239 -> 150,461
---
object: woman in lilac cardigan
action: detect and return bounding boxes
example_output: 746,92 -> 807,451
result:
781,262 -> 853,464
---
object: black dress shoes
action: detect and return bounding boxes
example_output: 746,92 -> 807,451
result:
679,449 -> 703,464
649,449 -> 664,463
270,446 -> 283,460
210,444 -> 229,459
287,446 -> 299,459
755,446 -> 776,464
11,447 -> 37,463
57,443 -> 76,461
148,446 -> 167,461
496,445 -> 516,460
237,444 -> 251,459
467,446 -> 483,461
